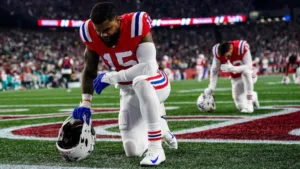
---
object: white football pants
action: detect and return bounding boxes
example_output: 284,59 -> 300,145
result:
118,71 -> 170,157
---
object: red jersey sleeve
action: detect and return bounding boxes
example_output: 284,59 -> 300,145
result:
79,19 -> 96,51
130,12 -> 152,38
237,40 -> 249,56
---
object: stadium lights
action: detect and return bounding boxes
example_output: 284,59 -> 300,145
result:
38,14 -> 247,28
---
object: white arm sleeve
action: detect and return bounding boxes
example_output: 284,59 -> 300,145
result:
233,50 -> 252,73
208,56 -> 221,90
102,42 -> 158,84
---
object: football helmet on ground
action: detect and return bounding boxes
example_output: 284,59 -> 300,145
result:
56,116 -> 96,162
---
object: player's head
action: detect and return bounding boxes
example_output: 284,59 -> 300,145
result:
218,42 -> 233,59
90,2 -> 121,46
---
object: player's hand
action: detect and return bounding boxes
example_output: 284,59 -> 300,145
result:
93,73 -> 110,95
282,75 -> 290,85
204,88 -> 214,96
221,61 -> 236,73
72,102 -> 91,124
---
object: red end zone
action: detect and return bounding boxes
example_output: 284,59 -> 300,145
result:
9,109 -> 300,142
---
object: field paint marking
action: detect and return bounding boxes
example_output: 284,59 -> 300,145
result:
2,92 -> 299,100
2,107 -> 300,145
177,88 -> 231,93
265,82 -> 283,85
0,164 -> 118,169
1,100 -> 300,108
173,108 -> 299,135
0,109 -> 28,113
0,96 -> 119,100
180,139 -> 300,145
58,106 -> 179,112
0,107 -> 179,121
0,116 -> 246,141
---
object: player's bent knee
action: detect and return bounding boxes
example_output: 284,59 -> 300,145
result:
123,140 -> 145,157
242,70 -> 252,77
132,75 -> 149,87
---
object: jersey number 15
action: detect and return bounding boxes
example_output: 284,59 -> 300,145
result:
103,51 -> 138,70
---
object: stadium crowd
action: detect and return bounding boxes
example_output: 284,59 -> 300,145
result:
1,0 -> 299,90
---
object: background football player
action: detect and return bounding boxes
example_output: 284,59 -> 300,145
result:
71,2 -> 177,166
203,40 -> 259,113
282,52 -> 300,84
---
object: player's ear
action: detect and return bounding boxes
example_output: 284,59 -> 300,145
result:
116,16 -> 122,24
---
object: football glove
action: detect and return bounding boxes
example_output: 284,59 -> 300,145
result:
72,102 -> 91,124
204,87 -> 214,96
220,60 -> 236,73
93,73 -> 110,95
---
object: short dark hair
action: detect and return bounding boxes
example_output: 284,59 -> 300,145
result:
90,2 -> 118,24
218,42 -> 231,56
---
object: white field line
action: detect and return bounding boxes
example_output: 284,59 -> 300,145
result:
1,107 -> 300,145
2,91 -> 299,100
0,109 -> 29,113
0,100 -> 300,108
0,164 -> 118,169
0,117 -> 247,141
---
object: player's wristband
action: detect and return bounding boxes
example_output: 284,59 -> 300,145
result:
82,94 -> 92,102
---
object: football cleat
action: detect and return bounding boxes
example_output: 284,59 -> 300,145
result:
140,147 -> 166,166
241,104 -> 254,113
163,131 -> 178,149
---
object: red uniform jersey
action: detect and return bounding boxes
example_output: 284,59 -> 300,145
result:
196,58 -> 205,66
79,12 -> 152,72
212,40 -> 249,78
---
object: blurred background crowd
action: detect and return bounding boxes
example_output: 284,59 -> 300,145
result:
1,0 -> 300,90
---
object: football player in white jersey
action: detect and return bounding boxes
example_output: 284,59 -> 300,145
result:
203,41 -> 259,113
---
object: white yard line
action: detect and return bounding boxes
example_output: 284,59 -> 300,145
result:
0,100 -> 299,108
0,164 -> 118,169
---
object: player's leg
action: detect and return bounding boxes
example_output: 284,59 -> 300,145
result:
132,72 -> 167,166
252,71 -> 260,108
231,78 -> 247,112
63,74 -> 71,92
241,70 -> 254,113
196,66 -> 203,82
118,89 -> 147,157
149,72 -> 178,149
159,103 -> 178,149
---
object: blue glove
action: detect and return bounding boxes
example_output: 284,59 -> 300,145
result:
72,107 -> 91,124
93,73 -> 110,95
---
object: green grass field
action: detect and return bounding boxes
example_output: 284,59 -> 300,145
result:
1,75 -> 300,169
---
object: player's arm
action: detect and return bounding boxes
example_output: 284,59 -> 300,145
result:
232,51 -> 253,73
206,56 -> 221,94
71,47 -> 99,124
221,43 -> 252,74
82,47 -> 99,95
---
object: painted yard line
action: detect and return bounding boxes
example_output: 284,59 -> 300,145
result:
180,139 -> 300,145
0,164 -> 118,169
0,100 -> 300,108
2,91 -> 299,100
0,111 -> 119,121
0,113 -> 239,122
0,109 -> 29,113
0,96 -> 119,100
173,108 -> 300,135
0,117 -> 242,140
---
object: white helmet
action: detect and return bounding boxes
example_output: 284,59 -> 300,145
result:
197,93 -> 216,112
56,116 -> 96,162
